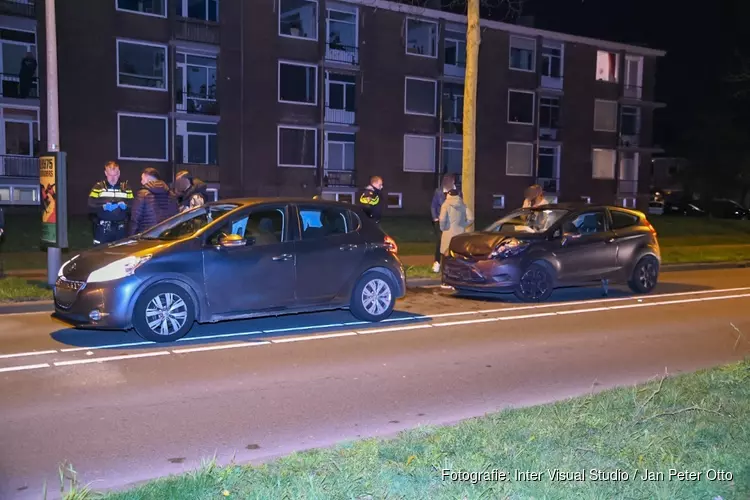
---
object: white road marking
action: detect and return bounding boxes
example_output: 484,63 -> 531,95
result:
0,363 -> 50,373
1,287 -> 750,371
53,351 -> 170,367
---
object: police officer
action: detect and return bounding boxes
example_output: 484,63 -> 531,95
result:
88,161 -> 133,245
357,175 -> 385,223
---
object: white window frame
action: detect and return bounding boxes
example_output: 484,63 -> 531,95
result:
541,40 -> 564,78
205,187 -> 219,201
322,191 -> 355,203
492,194 -> 505,210
176,120 -> 217,165
537,144 -> 560,180
442,138 -> 462,173
116,38 -> 168,92
325,71 -> 355,111
620,105 -> 640,135
505,141 -> 534,177
596,50 -> 620,83
117,112 -> 169,162
176,0 -> 219,21
593,99 -> 618,132
621,197 -> 637,209
509,35 -> 536,72
278,60 -> 318,106
387,192 -> 403,209
444,26 -> 466,71
279,0 -> 318,41
404,76 -> 438,117
592,148 -> 616,179
3,117 -> 39,157
507,89 -> 535,126
324,131 -> 355,171
115,0 -> 167,18
403,134 -> 437,173
0,184 -> 40,205
405,17 -> 438,59
581,196 -> 592,204
326,3 -> 358,50
539,96 -> 560,129
0,28 -> 37,86
624,54 -> 644,98
175,51 -> 217,113
277,125 -> 318,169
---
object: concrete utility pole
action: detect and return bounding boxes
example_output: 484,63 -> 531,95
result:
45,0 -> 61,285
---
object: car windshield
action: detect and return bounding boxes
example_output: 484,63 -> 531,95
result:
484,208 -> 569,234
140,204 -> 240,240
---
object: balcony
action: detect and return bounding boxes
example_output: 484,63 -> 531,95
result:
537,177 -> 559,193
443,118 -> 462,135
1,74 -> 39,99
0,155 -> 38,177
622,83 -> 642,100
539,127 -> 559,141
444,61 -> 465,79
324,107 -> 356,125
617,179 -> 639,195
175,163 -> 219,183
325,43 -> 359,66
540,75 -> 563,91
173,17 -> 220,45
619,133 -> 640,148
0,0 -> 35,17
323,169 -> 356,188
175,91 -> 218,115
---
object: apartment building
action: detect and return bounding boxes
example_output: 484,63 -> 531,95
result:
3,0 -> 665,216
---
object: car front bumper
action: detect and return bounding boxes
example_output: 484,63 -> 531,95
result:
441,254 -> 523,292
53,275 -> 143,330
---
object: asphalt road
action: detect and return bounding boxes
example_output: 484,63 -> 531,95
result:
2,268 -> 750,499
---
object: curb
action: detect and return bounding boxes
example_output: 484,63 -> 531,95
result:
0,300 -> 54,315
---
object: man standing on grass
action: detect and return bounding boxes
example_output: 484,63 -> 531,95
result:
88,161 -> 133,245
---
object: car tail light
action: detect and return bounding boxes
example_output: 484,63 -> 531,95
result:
644,219 -> 657,235
384,235 -> 398,254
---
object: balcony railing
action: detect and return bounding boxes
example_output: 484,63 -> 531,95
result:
175,91 -> 218,115
444,61 -> 466,78
325,43 -> 359,65
0,155 -> 38,177
324,107 -> 356,125
537,177 -> 559,193
539,126 -> 559,141
622,84 -> 643,100
173,17 -> 220,45
0,0 -> 36,17
619,133 -> 640,147
323,169 -> 356,187
443,118 -> 462,135
617,179 -> 639,195
540,75 -> 564,91
1,74 -> 39,99
175,163 -> 219,183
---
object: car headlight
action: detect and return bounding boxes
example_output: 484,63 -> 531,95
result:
58,254 -> 79,277
87,255 -> 152,284
490,239 -> 529,259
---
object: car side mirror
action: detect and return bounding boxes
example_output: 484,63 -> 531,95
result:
218,233 -> 247,248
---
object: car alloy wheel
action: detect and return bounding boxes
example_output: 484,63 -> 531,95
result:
361,278 -> 392,316
519,267 -> 551,301
145,292 -> 188,336
637,259 -> 658,291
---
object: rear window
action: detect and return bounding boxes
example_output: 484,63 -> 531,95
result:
610,210 -> 640,230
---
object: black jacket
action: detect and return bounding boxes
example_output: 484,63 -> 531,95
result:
129,181 -> 178,235
357,186 -> 385,222
0,206 -> 4,231
88,179 -> 133,222
176,177 -> 209,211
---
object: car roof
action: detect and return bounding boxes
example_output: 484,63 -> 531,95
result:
531,203 -> 645,216
209,197 -> 362,210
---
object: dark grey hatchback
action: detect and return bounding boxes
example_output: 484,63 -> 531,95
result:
54,198 -> 406,342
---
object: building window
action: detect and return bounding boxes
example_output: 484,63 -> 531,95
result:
322,191 -> 355,203
508,90 -> 535,125
175,52 -> 217,113
581,196 -> 592,204
624,55 -> 643,98
403,135 -> 436,173
541,41 -> 563,78
444,27 -> 466,68
621,197 -> 637,209
0,28 -> 37,99
278,61 -> 317,105
206,187 -> 219,201
405,18 -> 438,58
596,50 -> 619,82
116,39 -> 167,90
404,77 -> 437,116
539,96 -> 560,129
326,72 -> 356,112
325,132 -> 355,171
175,121 -> 217,165
621,105 -> 640,136
537,145 -> 560,181
442,82 -> 464,127
116,0 -> 166,17
594,99 -> 617,132
13,186 -> 38,203
117,113 -> 168,161
279,0 -> 317,40
509,36 -> 536,71
442,138 -> 462,175
592,148 -> 616,179
492,194 -> 505,210
4,110 -> 39,156
506,142 -> 534,176
619,151 -> 639,193
176,0 -> 218,21
387,192 -> 403,209
278,126 -> 317,168
326,3 -> 358,53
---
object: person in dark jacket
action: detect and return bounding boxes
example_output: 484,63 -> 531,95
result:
430,174 -> 459,273
0,206 -> 4,239
172,170 -> 209,212
129,168 -> 178,235
19,52 -> 37,99
88,161 -> 134,245
357,176 -> 385,223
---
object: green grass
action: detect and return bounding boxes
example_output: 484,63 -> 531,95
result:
0,277 -> 52,302
94,359 -> 750,500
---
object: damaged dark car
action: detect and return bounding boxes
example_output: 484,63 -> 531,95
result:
442,204 -> 661,301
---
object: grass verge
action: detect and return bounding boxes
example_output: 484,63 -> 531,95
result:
0,277 -> 52,302
96,360 -> 750,499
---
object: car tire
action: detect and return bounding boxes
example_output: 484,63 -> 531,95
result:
132,284 -> 196,342
350,272 -> 396,322
628,256 -> 659,294
514,263 -> 554,302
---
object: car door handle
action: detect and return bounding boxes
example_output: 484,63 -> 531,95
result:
272,254 -> 293,261
339,244 -> 358,251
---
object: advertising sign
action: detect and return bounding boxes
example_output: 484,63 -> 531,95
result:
39,152 -> 68,248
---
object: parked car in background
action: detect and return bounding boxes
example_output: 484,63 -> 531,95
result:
704,199 -> 749,220
663,200 -> 707,217
648,200 -> 664,216
442,204 -> 661,302
53,199 -> 405,342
